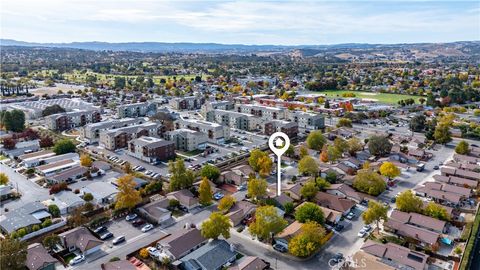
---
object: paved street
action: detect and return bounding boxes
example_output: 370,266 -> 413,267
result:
0,163 -> 50,211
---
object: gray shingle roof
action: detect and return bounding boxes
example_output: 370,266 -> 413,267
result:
181,240 -> 237,270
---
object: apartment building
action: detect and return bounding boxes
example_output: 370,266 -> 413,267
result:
169,96 -> 205,110
235,104 -> 285,120
200,101 -> 234,116
128,136 -> 175,163
286,110 -> 325,130
99,122 -> 165,150
117,102 -> 157,118
175,118 -> 230,144
80,117 -> 147,143
46,109 -> 101,131
206,109 -> 261,131
264,120 -> 298,139
165,128 -> 208,151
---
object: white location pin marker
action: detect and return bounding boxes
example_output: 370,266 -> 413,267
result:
268,132 -> 290,196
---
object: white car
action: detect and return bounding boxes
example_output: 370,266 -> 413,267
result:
69,255 -> 85,265
147,247 -> 160,258
357,229 -> 367,238
141,224 -> 154,232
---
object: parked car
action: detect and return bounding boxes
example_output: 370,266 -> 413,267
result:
93,226 -> 107,234
132,219 -> 146,227
100,231 -> 113,240
179,205 -> 189,212
273,243 -> 287,253
69,255 -> 85,266
113,236 -> 126,245
433,165 -> 439,170
357,229 -> 368,238
141,224 -> 154,232
126,213 -> 138,221
147,247 -> 160,258
213,192 -> 224,200
346,212 -> 355,220
362,225 -> 372,232
334,224 -> 344,231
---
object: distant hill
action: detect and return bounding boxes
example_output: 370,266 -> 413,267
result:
1,39 -> 479,58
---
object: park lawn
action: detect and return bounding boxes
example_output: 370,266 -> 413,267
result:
63,71 -> 208,85
305,90 -> 424,104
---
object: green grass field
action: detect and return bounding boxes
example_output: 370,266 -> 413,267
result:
63,71 -> 208,85
304,90 -> 423,104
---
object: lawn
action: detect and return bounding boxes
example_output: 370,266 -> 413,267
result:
303,90 -> 424,104
63,71 -> 208,85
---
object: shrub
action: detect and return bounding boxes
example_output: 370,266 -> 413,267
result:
139,248 -> 149,259
42,219 -> 52,228
32,225 -> 41,232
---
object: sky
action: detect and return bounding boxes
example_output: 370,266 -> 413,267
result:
1,0 -> 479,45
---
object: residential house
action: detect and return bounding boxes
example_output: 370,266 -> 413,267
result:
325,183 -> 364,203
441,167 -> 480,181
0,202 -> 52,235
26,243 -> 58,270
361,240 -> 429,270
0,185 -> 15,201
156,228 -> 207,260
167,189 -> 199,210
81,182 -> 119,204
384,211 -> 441,248
59,227 -> 103,255
228,257 -> 269,270
43,191 -> 85,215
18,150 -> 56,168
275,221 -> 303,245
314,192 -> 356,215
180,239 -> 237,270
348,251 -> 395,270
226,201 -> 257,227
415,182 -> 466,206
102,260 -> 136,270
47,166 -> 88,184
138,197 -> 172,225
433,174 -> 477,189
220,165 -> 254,186
0,139 -> 40,159
389,210 -> 447,233
319,206 -> 342,225
453,153 -> 479,164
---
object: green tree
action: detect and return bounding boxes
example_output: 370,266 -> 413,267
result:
115,174 -> 142,210
218,195 -> 235,212
298,156 -> 319,176
362,200 -> 388,233
41,105 -> 66,117
53,139 -> 75,155
434,123 -> 452,144
409,114 -> 426,132
201,212 -> 231,239
353,170 -> 386,196
333,138 -> 349,153
379,162 -> 401,179
424,202 -> 450,221
395,190 -> 423,213
285,145 -> 295,157
48,204 -> 60,218
300,181 -> 319,201
327,145 -> 342,162
42,234 -> 61,251
83,193 -> 94,202
248,149 -> 267,172
306,131 -> 326,151
336,118 -> 352,128
0,173 -> 9,185
0,110 -> 25,132
200,164 -> 221,183
284,202 -> 295,215
347,137 -> 363,156
247,178 -> 268,200
198,177 -> 213,206
288,222 -> 326,257
299,146 -> 309,159
0,237 -> 27,270
368,135 -> 392,157
249,205 -> 287,241
168,159 -> 196,191
295,202 -> 325,225
455,140 -> 470,155
315,177 -> 331,191
325,171 -> 337,183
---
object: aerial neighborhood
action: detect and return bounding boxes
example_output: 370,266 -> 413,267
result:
0,40 -> 480,270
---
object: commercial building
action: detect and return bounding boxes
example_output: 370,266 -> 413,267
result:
46,109 -> 101,131
286,110 -> 325,130
175,119 -> 230,144
128,136 -> 175,163
165,128 -> 208,151
80,117 -> 147,143
99,122 -> 164,150
169,96 -> 205,110
117,102 -> 157,118
4,98 -> 98,119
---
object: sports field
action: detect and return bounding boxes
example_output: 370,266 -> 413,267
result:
303,90 -> 423,104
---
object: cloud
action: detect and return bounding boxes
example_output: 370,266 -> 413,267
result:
1,0 -> 479,44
